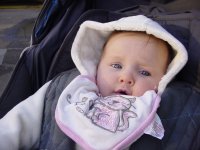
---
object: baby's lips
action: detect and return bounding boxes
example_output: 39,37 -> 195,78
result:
115,88 -> 131,95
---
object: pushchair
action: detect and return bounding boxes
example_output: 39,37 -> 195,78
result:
0,0 -> 200,149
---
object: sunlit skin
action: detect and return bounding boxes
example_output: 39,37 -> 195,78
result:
96,31 -> 169,97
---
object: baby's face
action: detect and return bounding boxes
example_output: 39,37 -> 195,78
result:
96,32 -> 169,97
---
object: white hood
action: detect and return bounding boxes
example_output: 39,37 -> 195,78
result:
71,15 -> 188,95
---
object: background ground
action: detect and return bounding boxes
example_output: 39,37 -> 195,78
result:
0,4 -> 41,96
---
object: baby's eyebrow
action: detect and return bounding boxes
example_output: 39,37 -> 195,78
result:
138,64 -> 154,72
138,58 -> 156,66
109,54 -> 122,58
108,55 -> 123,61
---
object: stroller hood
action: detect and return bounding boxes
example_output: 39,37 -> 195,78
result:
71,15 -> 188,95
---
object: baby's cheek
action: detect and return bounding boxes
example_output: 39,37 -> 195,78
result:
133,82 -> 155,96
99,88 -> 109,97
97,79 -> 108,96
132,90 -> 145,97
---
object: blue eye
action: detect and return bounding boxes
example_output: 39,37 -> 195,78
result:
111,64 -> 122,69
139,70 -> 151,76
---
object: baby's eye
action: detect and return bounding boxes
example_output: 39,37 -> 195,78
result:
139,70 -> 151,76
111,64 -> 122,69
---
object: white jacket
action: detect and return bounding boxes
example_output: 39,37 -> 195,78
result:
0,81 -> 50,150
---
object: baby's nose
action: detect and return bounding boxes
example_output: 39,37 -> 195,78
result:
119,74 -> 134,86
119,78 -> 134,85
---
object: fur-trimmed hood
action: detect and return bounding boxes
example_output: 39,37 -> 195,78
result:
71,15 -> 188,95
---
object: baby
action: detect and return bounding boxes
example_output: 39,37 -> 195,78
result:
0,15 -> 188,150
55,16 -> 187,149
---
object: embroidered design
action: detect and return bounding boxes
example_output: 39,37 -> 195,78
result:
151,120 -> 164,138
76,95 -> 137,132
76,97 -> 93,114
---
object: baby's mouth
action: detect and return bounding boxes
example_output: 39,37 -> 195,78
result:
115,89 -> 129,95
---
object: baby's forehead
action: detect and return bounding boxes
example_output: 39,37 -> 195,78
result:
102,31 -> 170,68
105,33 -> 165,52
105,31 -> 169,54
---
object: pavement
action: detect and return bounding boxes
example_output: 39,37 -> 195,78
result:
0,6 -> 41,96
